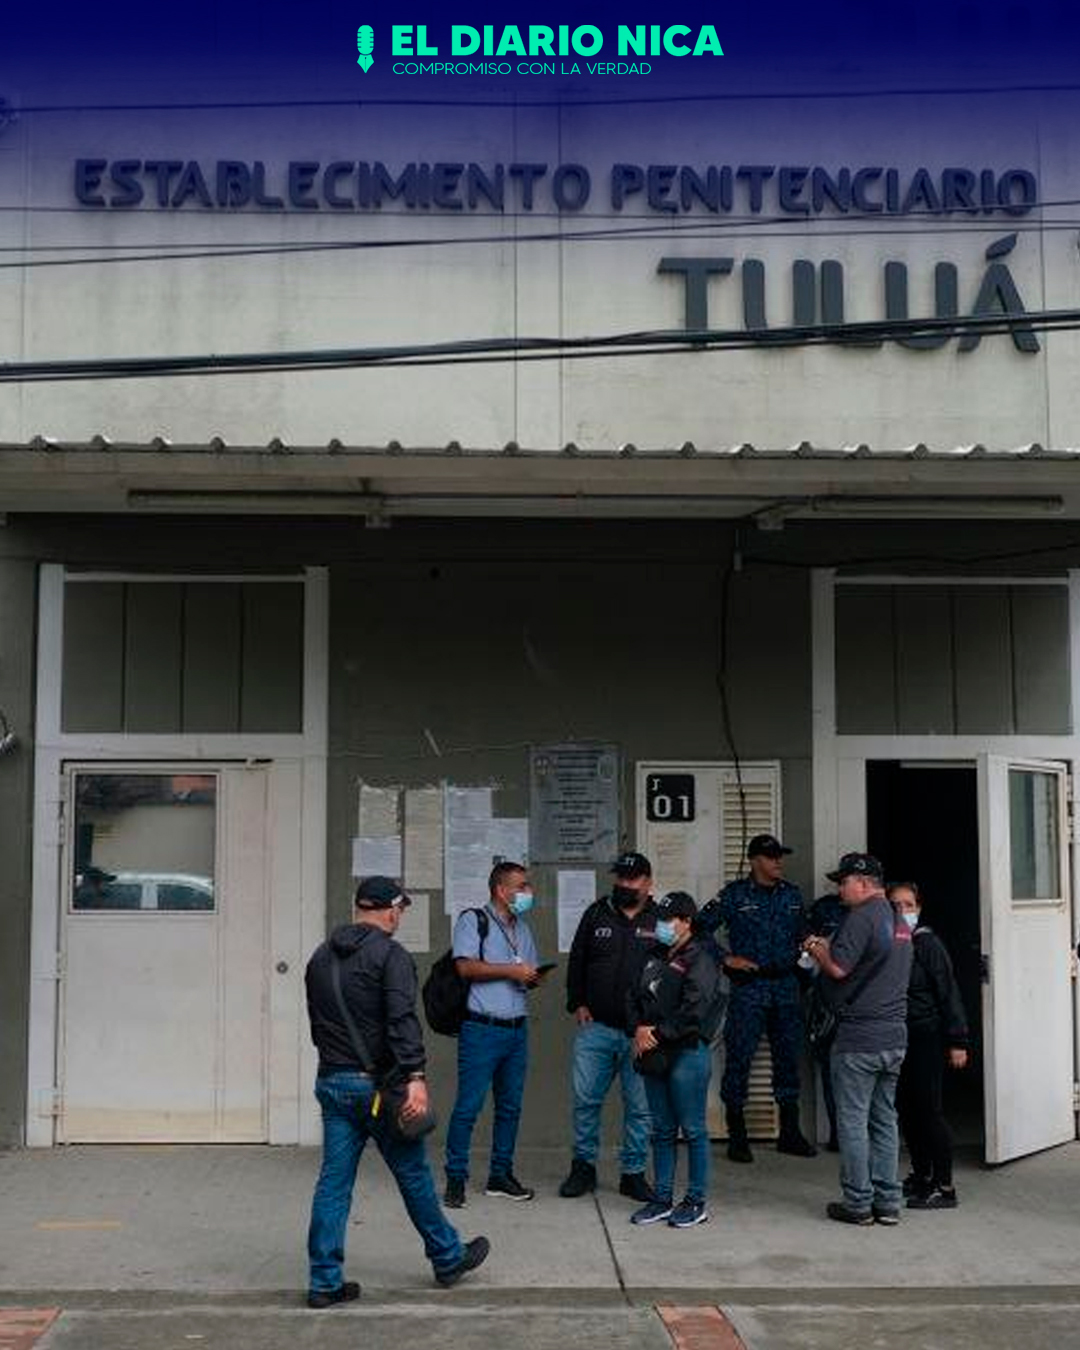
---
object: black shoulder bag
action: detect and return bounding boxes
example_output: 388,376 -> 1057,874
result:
330,953 -> 438,1142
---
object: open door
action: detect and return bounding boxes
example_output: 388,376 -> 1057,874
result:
977,755 -> 1076,1163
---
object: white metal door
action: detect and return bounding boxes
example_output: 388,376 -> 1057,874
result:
58,764 -> 269,1143
977,754 -> 1076,1163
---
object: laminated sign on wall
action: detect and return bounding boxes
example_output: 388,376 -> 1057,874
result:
530,743 -> 619,863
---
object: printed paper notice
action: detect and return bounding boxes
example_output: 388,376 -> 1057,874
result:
359,784 -> 401,837
404,786 -> 444,889
351,836 -> 403,879
395,893 -> 431,953
557,869 -> 596,953
444,785 -> 494,914
490,816 -> 529,867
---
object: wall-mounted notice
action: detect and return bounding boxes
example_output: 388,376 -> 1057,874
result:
396,892 -> 431,953
490,816 -> 529,867
530,743 -> 620,863
404,786 -> 444,889
444,785 -> 494,914
352,835 -> 403,879
359,784 -> 401,837
557,869 -> 597,952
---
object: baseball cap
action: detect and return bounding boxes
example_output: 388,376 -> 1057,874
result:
655,890 -> 698,921
826,853 -> 885,883
354,875 -> 411,908
611,851 -> 652,879
747,833 -> 792,859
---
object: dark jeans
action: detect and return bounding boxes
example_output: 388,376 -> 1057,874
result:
813,1033 -> 838,1143
308,1072 -> 462,1294
721,980 -> 803,1109
445,1018 -> 528,1182
831,1046 -> 906,1214
896,1027 -> 954,1188
643,1042 -> 712,1204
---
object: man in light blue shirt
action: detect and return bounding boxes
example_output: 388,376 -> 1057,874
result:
444,861 -> 543,1208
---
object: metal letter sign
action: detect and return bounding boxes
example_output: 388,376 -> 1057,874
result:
646,774 -> 695,823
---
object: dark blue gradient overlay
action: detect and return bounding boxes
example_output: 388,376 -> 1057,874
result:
3,0 -> 1077,97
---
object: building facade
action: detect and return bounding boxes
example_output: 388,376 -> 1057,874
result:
0,79 -> 1078,1160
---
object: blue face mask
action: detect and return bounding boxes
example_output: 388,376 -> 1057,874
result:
655,919 -> 678,946
510,891 -> 534,917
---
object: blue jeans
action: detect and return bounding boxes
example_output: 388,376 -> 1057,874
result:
307,1072 -> 462,1293
445,1019 -> 528,1182
571,1021 -> 651,1172
643,1043 -> 712,1204
830,1047 -> 906,1214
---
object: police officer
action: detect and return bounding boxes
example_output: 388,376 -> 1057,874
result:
698,834 -> 815,1163
559,852 -> 658,1202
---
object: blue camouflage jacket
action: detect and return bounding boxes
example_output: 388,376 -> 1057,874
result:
698,876 -> 808,974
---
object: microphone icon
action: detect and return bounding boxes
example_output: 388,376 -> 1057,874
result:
357,25 -> 374,71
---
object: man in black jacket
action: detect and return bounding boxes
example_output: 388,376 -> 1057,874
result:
304,875 -> 489,1307
558,851 -> 658,1202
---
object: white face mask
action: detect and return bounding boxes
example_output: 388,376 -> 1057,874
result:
902,912 -> 919,931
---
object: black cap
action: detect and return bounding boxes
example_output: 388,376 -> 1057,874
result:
81,865 -> 116,884
656,890 -> 698,921
354,875 -> 411,909
826,852 -> 885,883
747,833 -> 792,859
611,851 -> 652,879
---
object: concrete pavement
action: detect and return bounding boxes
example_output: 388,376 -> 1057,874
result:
1,1142 -> 1078,1349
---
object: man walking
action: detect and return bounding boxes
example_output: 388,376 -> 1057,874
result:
444,861 -> 541,1208
803,853 -> 913,1226
559,851 -> 658,1203
304,876 -> 489,1306
698,834 -> 816,1162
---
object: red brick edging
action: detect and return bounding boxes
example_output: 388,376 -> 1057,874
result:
656,1304 -> 747,1350
0,1309 -> 60,1350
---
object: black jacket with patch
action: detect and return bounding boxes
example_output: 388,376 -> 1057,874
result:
566,896 -> 658,1030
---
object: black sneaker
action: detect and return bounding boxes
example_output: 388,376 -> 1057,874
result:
826,1201 -> 873,1226
872,1205 -> 900,1226
558,1158 -> 597,1198
434,1236 -> 491,1288
907,1186 -> 958,1210
902,1172 -> 931,1199
618,1172 -> 657,1203
444,1177 -> 466,1208
726,1138 -> 754,1164
307,1280 -> 361,1309
485,1173 -> 535,1201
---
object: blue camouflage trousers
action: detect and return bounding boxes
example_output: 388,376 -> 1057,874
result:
720,978 -> 803,1109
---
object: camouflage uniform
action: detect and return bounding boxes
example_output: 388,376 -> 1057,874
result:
699,876 -> 808,1108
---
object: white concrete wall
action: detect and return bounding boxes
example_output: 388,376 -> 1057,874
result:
0,88 -> 1074,450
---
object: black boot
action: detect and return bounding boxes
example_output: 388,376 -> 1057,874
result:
558,1157 -> 597,1197
777,1102 -> 817,1157
726,1108 -> 754,1163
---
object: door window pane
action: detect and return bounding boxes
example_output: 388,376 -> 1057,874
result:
72,773 -> 216,912
1008,769 -> 1060,902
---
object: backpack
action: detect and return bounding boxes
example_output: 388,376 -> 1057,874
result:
422,907 -> 489,1036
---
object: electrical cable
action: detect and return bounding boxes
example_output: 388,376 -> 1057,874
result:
0,305 -> 1068,383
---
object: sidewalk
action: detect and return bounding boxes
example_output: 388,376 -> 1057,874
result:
1,1141 -> 1078,1301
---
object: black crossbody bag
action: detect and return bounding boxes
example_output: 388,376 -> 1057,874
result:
330,954 -> 438,1142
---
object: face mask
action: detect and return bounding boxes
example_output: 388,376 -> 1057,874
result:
510,891 -> 534,917
655,919 -> 678,946
902,912 -> 918,931
612,884 -> 641,909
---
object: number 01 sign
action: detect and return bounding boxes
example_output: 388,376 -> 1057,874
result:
645,773 -> 695,823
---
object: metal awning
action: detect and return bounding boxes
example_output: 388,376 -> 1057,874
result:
1,438 -> 1078,522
